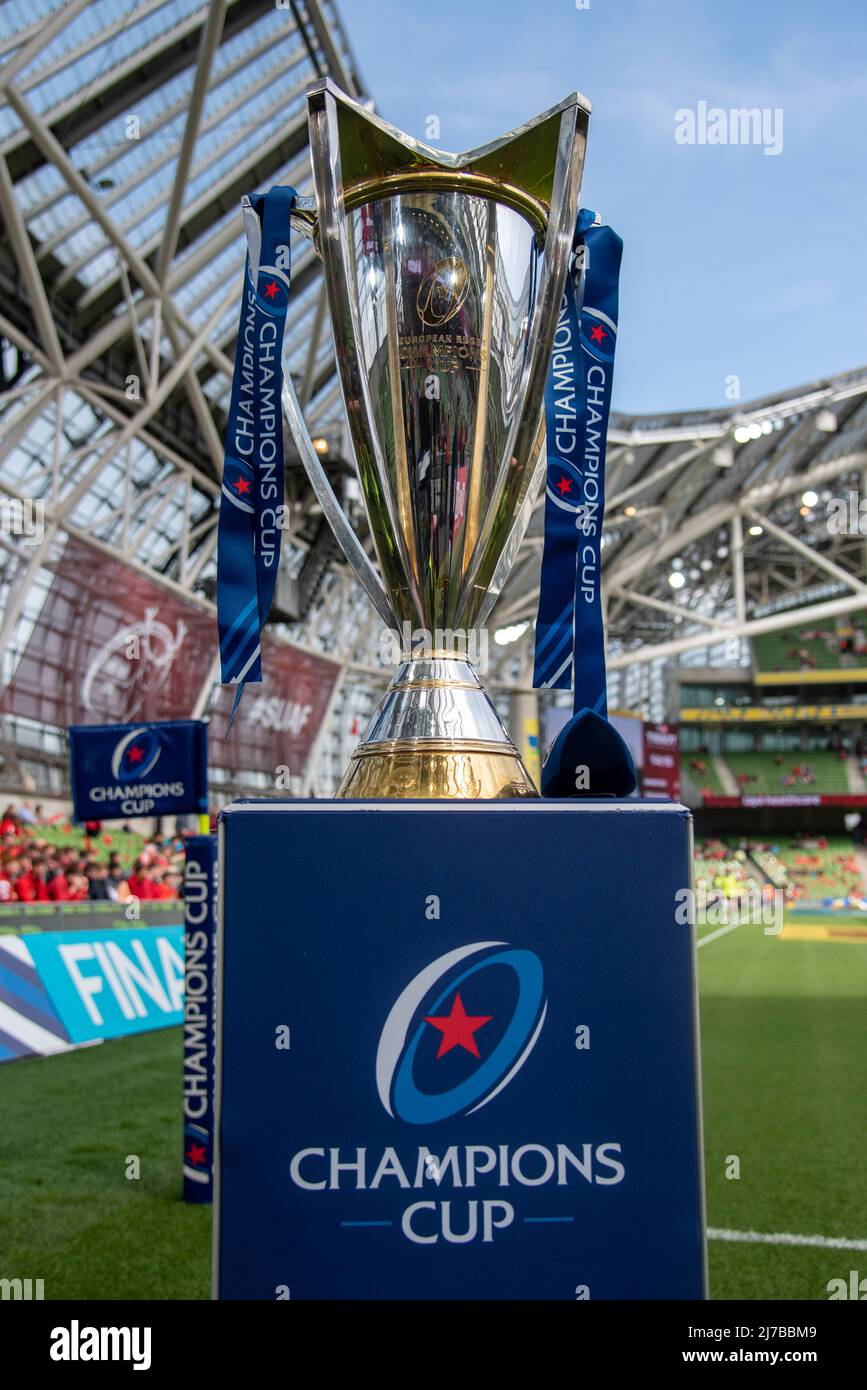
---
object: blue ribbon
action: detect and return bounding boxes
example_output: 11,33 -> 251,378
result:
533,210 -> 622,718
217,186 -> 296,718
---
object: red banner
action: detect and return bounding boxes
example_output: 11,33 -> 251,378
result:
642,723 -> 681,799
208,638 -> 340,779
0,536 -> 214,727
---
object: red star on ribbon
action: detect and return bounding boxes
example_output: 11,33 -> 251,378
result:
233,477 -> 251,495
126,745 -> 144,764
424,992 -> 493,1059
590,324 -> 607,344
264,280 -> 279,300
557,475 -> 573,495
186,1143 -> 207,1166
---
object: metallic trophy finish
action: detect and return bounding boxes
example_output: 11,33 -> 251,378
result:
269,80 -> 590,798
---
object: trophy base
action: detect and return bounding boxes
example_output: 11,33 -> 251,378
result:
335,656 -> 538,800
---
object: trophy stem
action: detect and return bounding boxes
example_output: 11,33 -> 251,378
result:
336,656 -> 537,799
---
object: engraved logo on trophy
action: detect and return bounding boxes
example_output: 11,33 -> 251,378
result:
415,256 -> 470,327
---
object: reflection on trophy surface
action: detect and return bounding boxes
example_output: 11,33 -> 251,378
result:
279,79 -> 590,797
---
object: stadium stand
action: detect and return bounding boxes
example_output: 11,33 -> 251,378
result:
752,614 -> 867,675
725,751 -> 851,796
684,755 -> 727,798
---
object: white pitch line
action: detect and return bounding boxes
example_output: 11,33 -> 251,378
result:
709,1227 -> 867,1252
696,920 -> 742,949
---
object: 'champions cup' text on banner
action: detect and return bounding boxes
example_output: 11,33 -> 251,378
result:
183,837 -> 217,1203
68,719 -> 208,821
24,925 -> 184,1044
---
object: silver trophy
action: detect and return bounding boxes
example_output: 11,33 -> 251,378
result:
245,80 -> 589,797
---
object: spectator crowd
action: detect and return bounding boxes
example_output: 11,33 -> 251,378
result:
0,802 -> 184,904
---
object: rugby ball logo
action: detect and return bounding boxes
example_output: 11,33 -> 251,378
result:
111,726 -> 161,782
376,941 -> 546,1125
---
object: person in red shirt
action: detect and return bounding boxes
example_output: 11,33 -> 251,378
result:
14,856 -> 37,902
0,861 -> 17,902
47,869 -> 69,901
127,862 -> 155,901
66,872 -> 89,902
30,861 -> 50,902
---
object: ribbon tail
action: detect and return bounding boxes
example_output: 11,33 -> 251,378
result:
225,682 -> 245,737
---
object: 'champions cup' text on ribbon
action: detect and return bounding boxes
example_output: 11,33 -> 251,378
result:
217,185 -> 296,700
533,213 -> 622,713
288,1140 -> 625,1245
231,284 -> 281,575
577,361 -> 607,605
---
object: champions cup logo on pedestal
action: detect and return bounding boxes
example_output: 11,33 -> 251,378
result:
376,942 -> 548,1124
251,81 -> 590,797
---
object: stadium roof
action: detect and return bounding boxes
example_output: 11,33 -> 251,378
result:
493,363 -> 867,679
0,0 -> 363,633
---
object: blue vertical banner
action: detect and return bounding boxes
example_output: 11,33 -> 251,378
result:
67,719 -> 208,822
533,212 -> 622,717
182,835 -> 217,1203
217,186 -> 296,698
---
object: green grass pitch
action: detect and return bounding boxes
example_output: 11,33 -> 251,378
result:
0,919 -> 864,1300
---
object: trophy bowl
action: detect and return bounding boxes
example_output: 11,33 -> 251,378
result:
263,80 -> 590,798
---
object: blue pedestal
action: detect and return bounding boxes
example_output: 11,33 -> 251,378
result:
214,799 -> 706,1300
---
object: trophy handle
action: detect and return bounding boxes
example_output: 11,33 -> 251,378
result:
241,201 -> 395,631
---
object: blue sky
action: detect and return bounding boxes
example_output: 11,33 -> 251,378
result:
347,0 -> 867,415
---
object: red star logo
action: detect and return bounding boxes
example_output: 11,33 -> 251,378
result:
590,324 -> 607,344
186,1143 -> 207,1166
264,280 -> 279,300
424,992 -> 493,1059
126,744 -> 144,764
557,475 -> 573,495
233,476 -> 251,495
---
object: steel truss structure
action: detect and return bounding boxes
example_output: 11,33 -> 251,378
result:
0,0 -> 377,796
1,0 -> 866,792
493,365 -> 867,701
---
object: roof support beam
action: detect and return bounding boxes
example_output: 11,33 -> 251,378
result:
0,153 -> 65,373
743,505 -> 867,595
608,591 -> 867,669
0,0 -> 91,95
156,0 -> 228,284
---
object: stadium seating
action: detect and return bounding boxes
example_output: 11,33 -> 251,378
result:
724,751 -> 851,796
752,614 -> 867,674
23,824 -> 147,867
768,836 -> 863,901
697,835 -> 866,903
684,755 -> 726,797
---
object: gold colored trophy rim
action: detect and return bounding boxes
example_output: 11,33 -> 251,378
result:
348,737 -> 522,761
343,172 -> 549,239
389,678 -> 481,692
